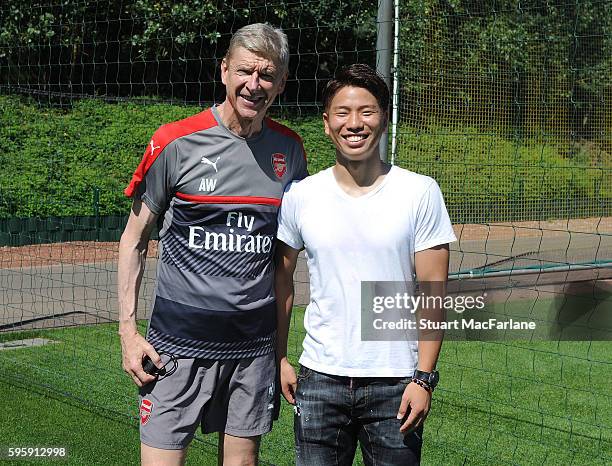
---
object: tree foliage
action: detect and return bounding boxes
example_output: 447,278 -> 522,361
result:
0,0 -> 378,103
397,1 -> 611,138
0,1 -> 609,138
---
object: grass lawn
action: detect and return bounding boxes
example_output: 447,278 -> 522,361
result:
0,378 -> 216,465
0,301 -> 610,465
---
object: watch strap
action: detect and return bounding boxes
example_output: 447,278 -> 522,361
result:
413,369 -> 439,389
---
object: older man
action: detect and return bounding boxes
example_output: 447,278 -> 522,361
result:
118,23 -> 307,465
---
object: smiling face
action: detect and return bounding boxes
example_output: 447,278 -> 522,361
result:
323,85 -> 387,163
220,46 -> 287,133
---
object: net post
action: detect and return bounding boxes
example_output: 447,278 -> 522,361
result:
376,0 -> 393,162
390,0 -> 400,165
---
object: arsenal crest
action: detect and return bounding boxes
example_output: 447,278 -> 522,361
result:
272,153 -> 287,179
140,398 -> 153,425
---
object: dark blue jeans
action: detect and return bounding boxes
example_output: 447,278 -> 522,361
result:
294,366 -> 424,466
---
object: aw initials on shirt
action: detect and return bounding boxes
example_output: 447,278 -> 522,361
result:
198,178 -> 217,192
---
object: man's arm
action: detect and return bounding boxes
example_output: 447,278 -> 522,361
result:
118,199 -> 162,387
398,243 -> 450,433
275,241 -> 301,404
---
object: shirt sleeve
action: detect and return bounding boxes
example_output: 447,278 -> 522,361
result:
414,180 -> 457,252
130,138 -> 178,215
277,181 -> 304,250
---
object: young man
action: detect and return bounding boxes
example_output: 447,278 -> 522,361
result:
275,64 -> 456,465
118,24 -> 307,466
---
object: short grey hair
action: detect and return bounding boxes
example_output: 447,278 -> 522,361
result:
226,23 -> 289,74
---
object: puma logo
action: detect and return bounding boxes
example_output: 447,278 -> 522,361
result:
201,155 -> 221,173
149,140 -> 161,156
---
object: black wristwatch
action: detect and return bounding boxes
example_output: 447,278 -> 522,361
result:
412,369 -> 440,390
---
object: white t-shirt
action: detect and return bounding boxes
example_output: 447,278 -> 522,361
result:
277,166 -> 457,377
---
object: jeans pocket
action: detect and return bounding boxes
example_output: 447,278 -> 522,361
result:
296,365 -> 313,382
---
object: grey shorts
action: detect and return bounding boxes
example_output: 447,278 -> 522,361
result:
138,352 -> 278,450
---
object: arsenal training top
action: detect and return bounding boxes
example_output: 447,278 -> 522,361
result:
125,106 -> 308,359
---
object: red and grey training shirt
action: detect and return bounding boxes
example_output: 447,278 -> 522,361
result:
125,106 -> 308,359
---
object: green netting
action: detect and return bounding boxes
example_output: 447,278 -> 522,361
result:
0,1 -> 610,465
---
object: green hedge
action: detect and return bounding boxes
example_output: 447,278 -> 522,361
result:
0,95 -> 609,222
396,127 -> 611,221
0,95 -> 336,218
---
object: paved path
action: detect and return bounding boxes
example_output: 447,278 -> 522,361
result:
1,236 -> 610,330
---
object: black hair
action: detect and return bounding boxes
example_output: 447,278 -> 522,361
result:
322,64 -> 389,113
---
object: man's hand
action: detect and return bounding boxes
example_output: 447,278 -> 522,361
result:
397,381 -> 432,433
119,329 -> 162,387
279,357 -> 298,404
